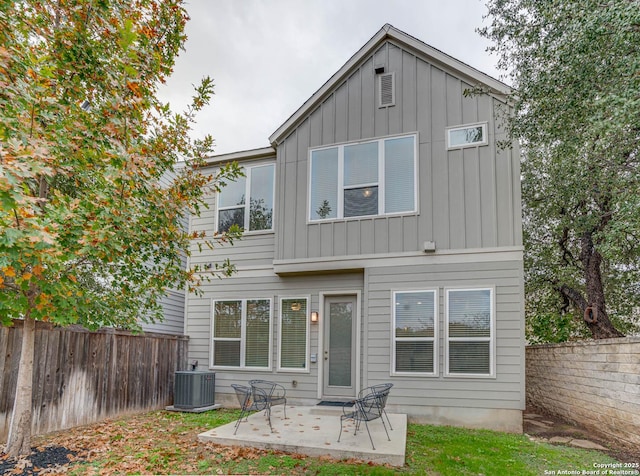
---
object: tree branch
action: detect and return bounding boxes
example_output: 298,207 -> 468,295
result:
13,209 -> 21,229
558,284 -> 587,311
558,226 -> 578,266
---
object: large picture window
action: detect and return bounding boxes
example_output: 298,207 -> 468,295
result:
217,163 -> 275,233
445,288 -> 494,377
309,134 -> 417,221
392,290 -> 437,375
211,299 -> 271,369
279,297 -> 309,371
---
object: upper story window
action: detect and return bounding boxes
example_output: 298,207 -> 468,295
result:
309,134 -> 417,222
217,163 -> 275,233
446,122 -> 488,150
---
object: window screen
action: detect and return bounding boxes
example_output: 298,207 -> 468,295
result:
393,290 -> 437,374
212,299 -> 271,368
446,289 -> 493,376
309,134 -> 416,221
310,148 -> 338,220
280,298 -> 308,370
217,164 -> 274,232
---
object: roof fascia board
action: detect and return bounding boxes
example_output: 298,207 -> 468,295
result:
385,26 -> 510,96
269,24 -> 511,146
202,146 -> 276,166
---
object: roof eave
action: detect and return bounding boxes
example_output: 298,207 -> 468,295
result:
201,146 -> 276,167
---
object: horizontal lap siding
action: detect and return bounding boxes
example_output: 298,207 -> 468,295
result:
190,160 -> 277,269
186,273 -> 364,402
365,260 -> 524,411
189,192 -> 276,266
275,41 -> 520,262
142,288 -> 185,335
137,167 -> 188,335
190,233 -> 275,268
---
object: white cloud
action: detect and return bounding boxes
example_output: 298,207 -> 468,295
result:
158,0 -> 500,155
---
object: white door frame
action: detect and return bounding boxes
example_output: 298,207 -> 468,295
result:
317,290 -> 362,399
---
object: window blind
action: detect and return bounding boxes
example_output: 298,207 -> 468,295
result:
280,299 -> 307,369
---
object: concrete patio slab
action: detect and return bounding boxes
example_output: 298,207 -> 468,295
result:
198,405 -> 407,467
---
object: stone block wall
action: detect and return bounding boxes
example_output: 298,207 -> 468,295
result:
526,337 -> 640,448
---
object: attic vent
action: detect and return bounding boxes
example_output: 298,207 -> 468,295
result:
378,72 -> 395,108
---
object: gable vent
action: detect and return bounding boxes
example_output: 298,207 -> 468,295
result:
378,72 -> 395,108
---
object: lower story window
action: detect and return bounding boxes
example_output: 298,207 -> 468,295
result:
392,290 -> 437,375
211,299 -> 271,369
279,297 -> 309,371
446,288 -> 494,377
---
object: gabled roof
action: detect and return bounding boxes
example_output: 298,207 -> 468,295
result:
269,23 -> 510,146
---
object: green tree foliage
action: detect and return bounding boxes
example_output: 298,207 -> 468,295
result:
0,0 -> 241,456
480,0 -> 640,341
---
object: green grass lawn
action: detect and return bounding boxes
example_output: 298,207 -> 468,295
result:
48,409 -> 618,475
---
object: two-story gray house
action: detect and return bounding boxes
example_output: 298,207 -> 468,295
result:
185,24 -> 525,432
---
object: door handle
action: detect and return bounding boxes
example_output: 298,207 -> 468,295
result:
324,350 -> 328,361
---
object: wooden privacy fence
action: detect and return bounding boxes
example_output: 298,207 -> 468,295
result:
0,320 -> 189,442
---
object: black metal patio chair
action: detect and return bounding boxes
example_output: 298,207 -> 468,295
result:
230,383 -> 272,435
364,383 -> 394,430
249,379 -> 287,419
337,390 -> 391,450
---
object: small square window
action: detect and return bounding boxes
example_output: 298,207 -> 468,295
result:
446,123 -> 488,150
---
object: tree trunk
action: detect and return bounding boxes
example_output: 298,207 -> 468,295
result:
559,232 -> 624,339
6,317 -> 36,458
580,233 -> 624,339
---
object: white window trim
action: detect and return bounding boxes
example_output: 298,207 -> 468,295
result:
390,289 -> 439,377
444,286 -> 496,379
278,296 -> 311,373
215,163 -> 275,234
210,298 -> 273,371
446,122 -> 488,150
307,133 -> 418,223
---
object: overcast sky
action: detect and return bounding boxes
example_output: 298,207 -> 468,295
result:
158,0 -> 502,155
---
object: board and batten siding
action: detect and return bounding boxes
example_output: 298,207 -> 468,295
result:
186,271 -> 364,404
364,258 -> 525,430
275,40 -> 521,262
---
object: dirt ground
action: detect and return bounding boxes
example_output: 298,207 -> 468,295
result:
524,406 -> 640,464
